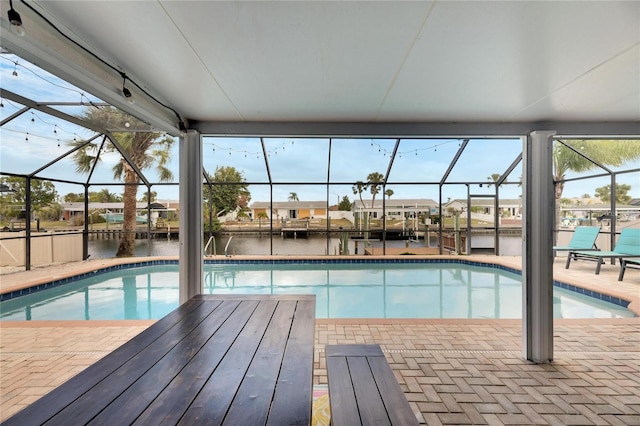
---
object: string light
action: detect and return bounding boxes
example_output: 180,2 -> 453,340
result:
10,0 -> 186,130
121,74 -> 135,104
368,139 -> 456,157
204,139 -> 459,163
7,0 -> 25,37
206,140 -> 292,158
2,56 -> 103,104
2,126 -> 81,146
26,110 -> 81,136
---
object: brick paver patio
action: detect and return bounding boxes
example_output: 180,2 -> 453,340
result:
314,319 -> 639,425
1,255 -> 638,424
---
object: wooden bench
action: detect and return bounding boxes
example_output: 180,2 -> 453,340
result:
326,344 -> 419,426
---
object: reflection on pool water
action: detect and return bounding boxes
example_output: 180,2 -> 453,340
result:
0,261 -> 633,320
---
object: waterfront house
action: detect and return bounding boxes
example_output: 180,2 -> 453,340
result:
352,198 -> 438,221
61,202 -> 177,225
249,201 -> 328,221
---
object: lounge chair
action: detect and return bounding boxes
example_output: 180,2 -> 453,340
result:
566,228 -> 640,275
619,258 -> 640,281
553,226 -> 600,267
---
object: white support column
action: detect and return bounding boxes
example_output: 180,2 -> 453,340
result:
179,129 -> 203,304
522,131 -> 555,363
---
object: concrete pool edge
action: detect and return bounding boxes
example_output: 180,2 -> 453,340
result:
1,255 -> 638,316
1,317 -> 638,329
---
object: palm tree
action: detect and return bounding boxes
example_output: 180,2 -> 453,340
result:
367,172 -> 384,209
553,139 -> 640,232
256,211 -> 268,225
93,188 -> 122,203
486,173 -> 501,187
384,189 -> 394,200
71,106 -> 174,257
288,192 -> 299,202
352,181 -> 368,210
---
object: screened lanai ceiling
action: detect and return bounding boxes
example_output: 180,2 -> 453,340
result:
1,0 -> 639,137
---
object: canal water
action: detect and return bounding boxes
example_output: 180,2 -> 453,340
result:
88,235 -> 523,258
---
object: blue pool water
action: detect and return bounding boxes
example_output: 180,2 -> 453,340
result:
0,261 -> 633,320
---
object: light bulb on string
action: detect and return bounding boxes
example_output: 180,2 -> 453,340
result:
31,112 -> 35,122
121,73 -> 135,104
122,87 -> 134,104
53,125 -> 58,134
12,62 -> 18,77
25,132 -> 29,142
8,0 -> 26,36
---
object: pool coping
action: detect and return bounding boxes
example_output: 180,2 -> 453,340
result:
1,255 -> 638,316
1,317 -> 638,329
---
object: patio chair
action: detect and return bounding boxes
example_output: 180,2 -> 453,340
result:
553,226 -> 600,266
566,228 -> 640,275
618,258 -> 640,281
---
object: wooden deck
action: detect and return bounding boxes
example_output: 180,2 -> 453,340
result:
3,294 -> 316,425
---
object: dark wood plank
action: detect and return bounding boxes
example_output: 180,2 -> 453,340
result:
223,300 -> 297,425
179,299 -> 279,424
131,299 -> 261,425
348,356 -> 391,426
327,344 -> 383,358
326,355 -> 360,426
2,298 -> 209,426
193,294 -> 316,301
88,299 -> 248,425
45,299 -> 224,425
369,356 -> 419,426
266,299 -> 316,426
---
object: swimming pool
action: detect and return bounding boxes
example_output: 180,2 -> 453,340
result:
0,260 -> 633,320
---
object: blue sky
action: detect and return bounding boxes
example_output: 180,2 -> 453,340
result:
1,53 -> 638,205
